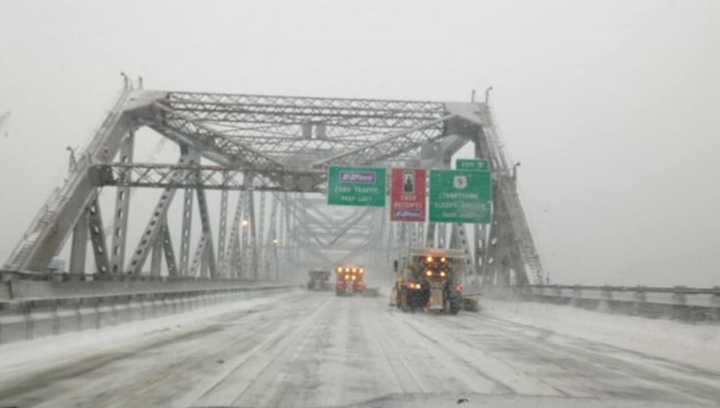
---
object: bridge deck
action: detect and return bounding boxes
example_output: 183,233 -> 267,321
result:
1,291 -> 719,407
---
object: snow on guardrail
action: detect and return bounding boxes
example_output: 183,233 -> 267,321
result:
472,284 -> 720,321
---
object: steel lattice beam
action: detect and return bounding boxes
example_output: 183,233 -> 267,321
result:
125,154 -> 195,275
162,92 -> 446,129
312,115 -> 455,168
93,163 -> 325,192
147,104 -> 284,170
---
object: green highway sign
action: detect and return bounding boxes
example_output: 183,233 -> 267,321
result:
456,159 -> 490,171
429,169 -> 492,223
327,166 -> 386,207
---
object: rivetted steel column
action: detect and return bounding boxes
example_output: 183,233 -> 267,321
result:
110,132 -> 134,274
69,211 -> 89,274
178,148 -> 199,276
247,184 -> 258,280
86,198 -> 110,275
216,186 -> 229,274
150,227 -> 162,276
161,219 -> 178,276
257,190 -> 266,280
226,191 -> 243,278
194,179 -> 216,278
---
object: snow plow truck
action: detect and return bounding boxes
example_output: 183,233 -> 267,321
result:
335,264 -> 367,296
393,248 -> 465,314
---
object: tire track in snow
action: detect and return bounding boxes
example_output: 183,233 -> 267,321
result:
388,311 -> 558,397
366,308 -> 429,394
186,295 -> 333,407
455,313 -> 720,405
45,292 -> 317,407
374,307 -> 513,396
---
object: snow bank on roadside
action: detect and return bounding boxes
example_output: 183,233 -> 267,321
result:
481,299 -> 720,372
0,290 -> 300,373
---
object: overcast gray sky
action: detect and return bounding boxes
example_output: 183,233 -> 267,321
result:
1,0 -> 718,286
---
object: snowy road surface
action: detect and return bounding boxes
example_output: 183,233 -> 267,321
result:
1,291 -> 719,407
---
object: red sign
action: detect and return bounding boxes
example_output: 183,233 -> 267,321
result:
390,168 -> 426,222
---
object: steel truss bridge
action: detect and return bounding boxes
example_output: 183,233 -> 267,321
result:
2,80 -> 544,299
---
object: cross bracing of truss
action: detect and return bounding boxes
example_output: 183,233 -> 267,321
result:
4,80 -> 544,287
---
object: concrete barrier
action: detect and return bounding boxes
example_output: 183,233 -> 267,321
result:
0,284 -> 293,345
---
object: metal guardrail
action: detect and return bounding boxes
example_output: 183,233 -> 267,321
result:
472,284 -> 720,321
521,284 -> 720,307
524,284 -> 720,294
0,278 -> 297,344
0,268 -> 299,344
0,270 -> 296,303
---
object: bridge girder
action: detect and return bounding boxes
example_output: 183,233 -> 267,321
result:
4,83 -> 544,286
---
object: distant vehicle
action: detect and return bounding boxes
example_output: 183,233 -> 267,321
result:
393,248 -> 465,314
335,264 -> 367,296
307,269 -> 331,291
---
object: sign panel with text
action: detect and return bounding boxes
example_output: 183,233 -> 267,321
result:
456,159 -> 490,171
327,166 -> 386,207
390,168 -> 426,222
429,169 -> 492,223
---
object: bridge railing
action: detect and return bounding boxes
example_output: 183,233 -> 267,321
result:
0,270 -> 298,344
472,284 -> 720,321
0,269 -> 295,303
